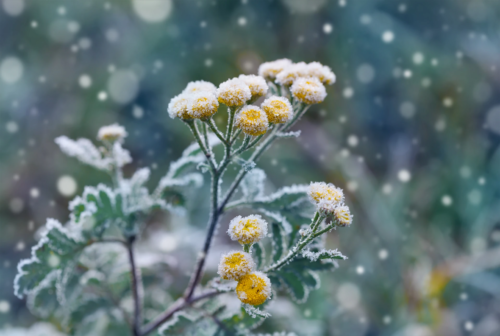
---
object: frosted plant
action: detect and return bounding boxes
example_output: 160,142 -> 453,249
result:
14,59 -> 352,336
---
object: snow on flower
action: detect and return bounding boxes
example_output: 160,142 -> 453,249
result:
228,214 -> 268,245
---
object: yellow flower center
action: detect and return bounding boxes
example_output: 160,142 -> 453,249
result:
236,273 -> 269,306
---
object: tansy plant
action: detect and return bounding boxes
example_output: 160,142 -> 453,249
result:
14,59 -> 351,336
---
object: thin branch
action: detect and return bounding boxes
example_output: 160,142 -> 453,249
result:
205,118 -> 227,145
127,237 -> 142,336
140,291 -> 223,336
185,120 -> 217,172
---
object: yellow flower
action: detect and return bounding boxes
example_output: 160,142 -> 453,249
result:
168,94 -> 191,120
183,80 -> 217,95
275,62 -> 307,86
188,92 -> 219,119
217,78 -> 251,106
228,215 -> 268,245
308,182 -> 344,205
261,96 -> 293,124
234,105 -> 269,136
236,272 -> 271,306
290,77 -> 327,105
334,205 -> 353,227
238,74 -> 268,98
258,58 -> 292,80
305,62 -> 336,85
97,124 -> 127,142
217,251 -> 255,281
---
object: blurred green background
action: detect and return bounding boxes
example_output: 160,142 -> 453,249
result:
1,0 -> 500,335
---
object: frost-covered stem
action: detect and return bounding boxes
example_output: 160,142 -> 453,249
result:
184,171 -> 220,301
127,237 -> 142,336
265,213 -> 325,273
230,129 -> 242,144
185,120 -> 216,172
231,135 -> 251,157
205,118 -> 227,145
243,244 -> 251,253
140,290 -> 222,336
225,106 -> 237,141
218,125 -> 280,212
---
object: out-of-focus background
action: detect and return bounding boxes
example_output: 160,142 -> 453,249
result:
1,0 -> 500,335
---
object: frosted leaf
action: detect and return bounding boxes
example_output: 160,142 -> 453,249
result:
241,168 -> 266,201
55,136 -> 110,171
242,303 -> 271,319
0,322 -> 67,336
196,162 -> 210,173
301,248 -> 347,261
111,141 -> 132,167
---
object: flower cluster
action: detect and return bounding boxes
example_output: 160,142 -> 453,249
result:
308,182 -> 353,226
218,214 -> 271,306
97,124 -> 127,143
168,80 -> 219,120
258,59 -> 335,105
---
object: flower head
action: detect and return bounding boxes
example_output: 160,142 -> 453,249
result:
258,58 -> 292,80
306,62 -> 336,85
168,94 -> 191,119
334,205 -> 353,227
217,78 -> 252,106
183,80 -> 217,95
261,96 -> 293,124
236,271 -> 272,306
228,215 -> 268,245
275,62 -> 308,86
308,182 -> 344,206
238,74 -> 268,98
188,91 -> 219,119
218,251 -> 255,281
234,105 -> 269,136
290,77 -> 327,105
97,124 -> 127,143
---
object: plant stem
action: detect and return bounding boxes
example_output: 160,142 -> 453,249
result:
185,120 -> 216,171
140,291 -> 222,336
205,118 -> 227,145
127,237 -> 142,336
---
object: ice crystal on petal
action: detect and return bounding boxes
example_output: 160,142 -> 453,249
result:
187,91 -> 219,119
97,123 -> 127,142
275,62 -> 308,86
236,272 -> 271,306
238,74 -> 268,98
182,80 -> 217,95
168,93 -> 191,119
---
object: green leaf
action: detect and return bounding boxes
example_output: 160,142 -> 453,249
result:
240,168 -> 266,201
278,271 -> 308,303
159,311 -> 219,336
271,223 -> 285,263
14,219 -> 85,299
253,242 -> 265,270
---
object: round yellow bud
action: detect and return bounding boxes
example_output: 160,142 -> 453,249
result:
236,272 -> 271,306
261,96 -> 293,124
334,205 -> 353,227
168,94 -> 191,120
97,124 -> 127,142
217,78 -> 251,107
234,105 -> 269,136
238,74 -> 268,98
290,77 -> 327,105
228,215 -> 268,245
188,92 -> 219,119
217,251 -> 255,281
258,58 -> 292,80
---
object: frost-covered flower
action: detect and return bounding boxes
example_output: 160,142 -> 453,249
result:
218,251 -> 255,281
183,80 -> 217,95
188,91 -> 219,119
228,215 -> 268,245
234,105 -> 269,136
290,77 -> 327,105
334,205 -> 353,227
258,58 -> 292,80
238,74 -> 268,98
217,78 -> 252,106
236,271 -> 272,306
261,96 -> 293,124
97,124 -> 127,142
275,62 -> 308,86
306,62 -> 336,85
168,94 -> 191,119
308,182 -> 344,206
